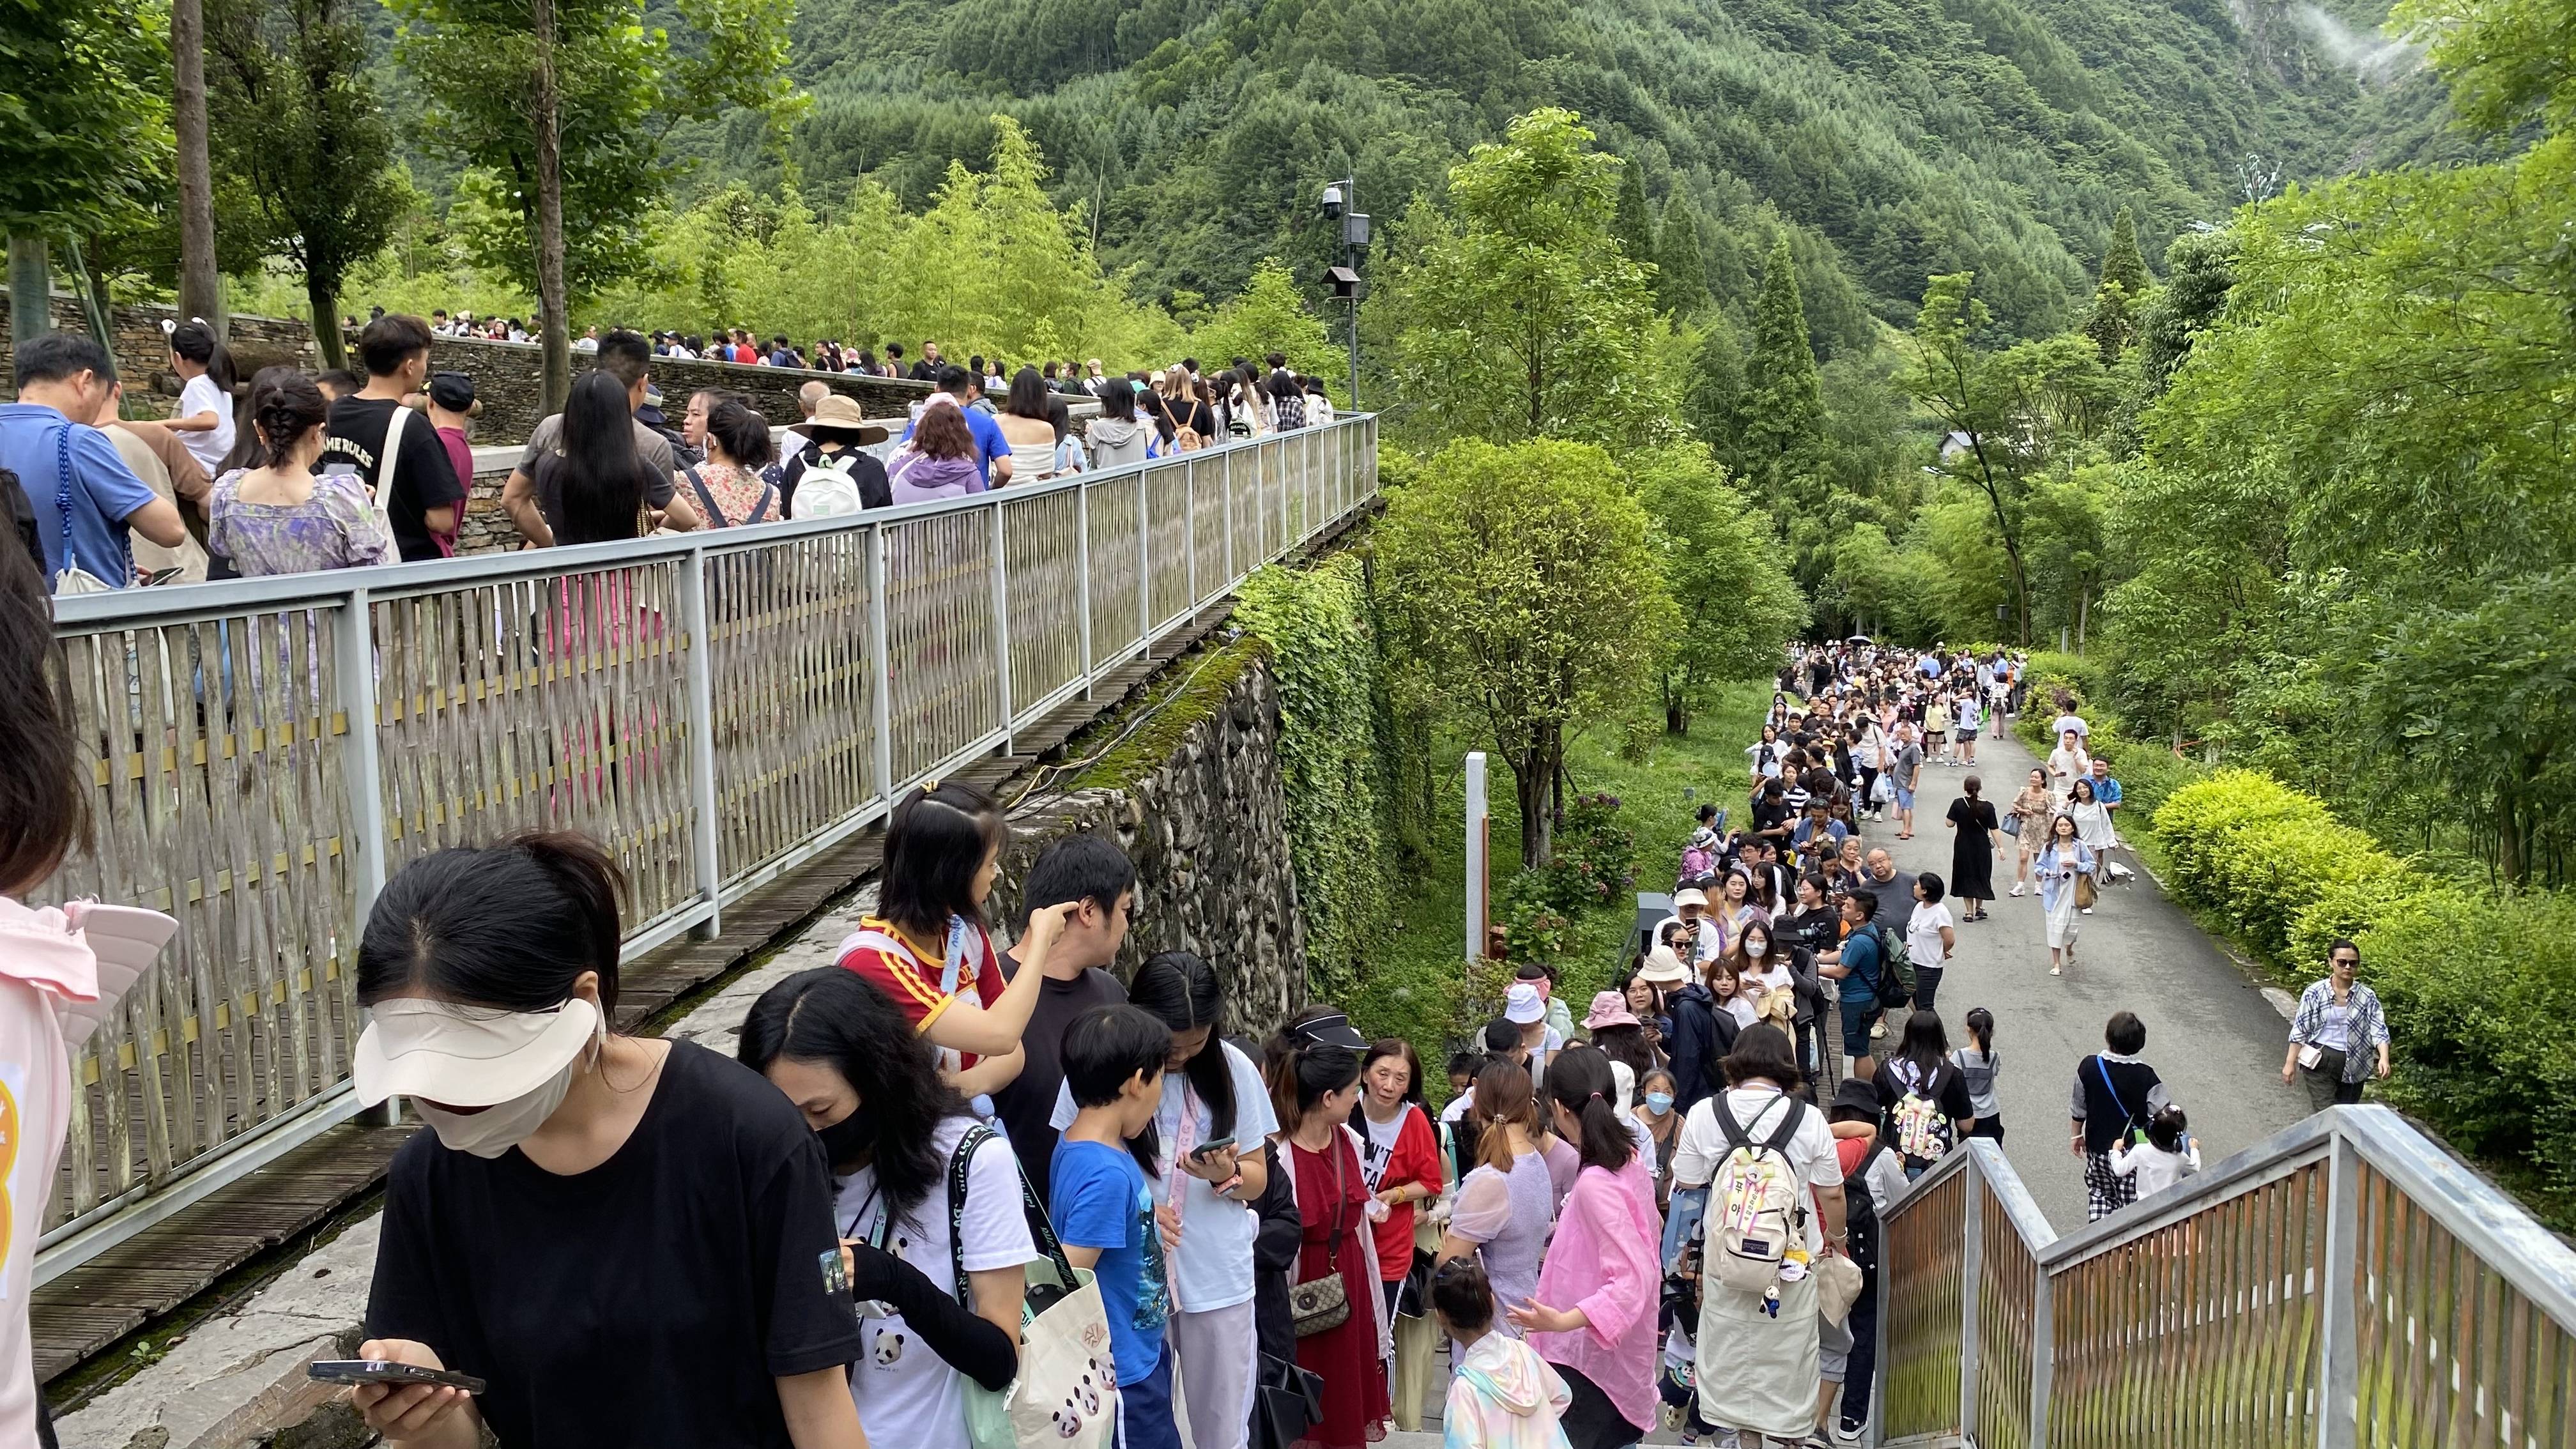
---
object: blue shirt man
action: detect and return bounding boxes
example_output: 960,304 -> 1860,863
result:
2,335 -> 177,590
898,368 -> 1012,484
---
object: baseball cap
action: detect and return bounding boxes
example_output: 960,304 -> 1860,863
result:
1290,1010 -> 1370,1051
427,371 -> 479,414
1504,981 -> 1545,1025
354,995 -> 601,1108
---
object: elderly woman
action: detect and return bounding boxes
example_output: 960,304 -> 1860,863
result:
2282,939 -> 2391,1111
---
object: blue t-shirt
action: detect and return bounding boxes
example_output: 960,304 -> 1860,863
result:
0,404 -> 158,589
1050,1138 -> 1170,1385
2094,776 -> 2123,806
1842,925 -> 1883,997
900,405 -> 1011,483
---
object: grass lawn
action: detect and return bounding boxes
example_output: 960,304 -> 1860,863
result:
1345,682 -> 1772,1098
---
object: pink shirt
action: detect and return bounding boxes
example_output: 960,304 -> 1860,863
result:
0,898 -> 164,1443
1526,1157 -> 1662,1432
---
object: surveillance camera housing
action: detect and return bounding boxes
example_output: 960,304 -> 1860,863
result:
1320,183 -> 1345,218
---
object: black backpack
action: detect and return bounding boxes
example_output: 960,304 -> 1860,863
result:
1841,1140 -> 1886,1276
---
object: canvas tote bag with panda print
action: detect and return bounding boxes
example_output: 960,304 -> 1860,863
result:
941,1125 -> 1120,1449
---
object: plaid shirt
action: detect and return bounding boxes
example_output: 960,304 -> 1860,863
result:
2290,980 -> 2389,1083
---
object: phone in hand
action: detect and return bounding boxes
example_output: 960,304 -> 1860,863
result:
1188,1137 -> 1236,1163
309,1360 -> 487,1395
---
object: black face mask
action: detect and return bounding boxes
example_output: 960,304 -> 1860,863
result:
815,1108 -> 876,1169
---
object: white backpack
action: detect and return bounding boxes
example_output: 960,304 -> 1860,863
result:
795,452 -> 868,518
1706,1092 -> 1810,1293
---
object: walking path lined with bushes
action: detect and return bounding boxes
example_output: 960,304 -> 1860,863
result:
1867,727 -> 2307,1227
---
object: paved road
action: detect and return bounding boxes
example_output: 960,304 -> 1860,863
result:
1864,724 -> 2310,1229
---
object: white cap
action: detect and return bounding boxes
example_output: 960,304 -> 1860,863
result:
354,996 -> 600,1108
1504,981 -> 1545,1024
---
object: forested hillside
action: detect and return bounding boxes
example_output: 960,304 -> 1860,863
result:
673,0 -> 2448,347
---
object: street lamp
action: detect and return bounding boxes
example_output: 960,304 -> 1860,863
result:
1321,178 -> 1367,409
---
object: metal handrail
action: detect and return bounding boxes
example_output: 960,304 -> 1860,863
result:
29,415 -> 1381,1276
1876,1104 -> 2576,1448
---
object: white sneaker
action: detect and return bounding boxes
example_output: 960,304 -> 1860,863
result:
2010,883 -> 2026,897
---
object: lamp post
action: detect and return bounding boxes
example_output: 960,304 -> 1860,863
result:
1321,179 -> 1368,409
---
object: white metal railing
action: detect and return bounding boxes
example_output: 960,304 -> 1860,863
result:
29,415 -> 1380,1277
1874,1104 -> 2576,1449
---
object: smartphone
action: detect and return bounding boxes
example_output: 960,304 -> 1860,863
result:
1188,1137 -> 1236,1162
308,1360 -> 487,1395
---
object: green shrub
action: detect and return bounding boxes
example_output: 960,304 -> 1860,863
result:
2150,770 -> 2404,962
1494,870 -> 1579,963
2360,889 -> 2576,1224
1532,792 -> 1637,912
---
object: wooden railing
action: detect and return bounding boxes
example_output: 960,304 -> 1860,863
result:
29,415 -> 1379,1274
1876,1105 -> 2576,1449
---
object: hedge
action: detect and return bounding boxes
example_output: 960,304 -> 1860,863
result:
2150,771 -> 2411,964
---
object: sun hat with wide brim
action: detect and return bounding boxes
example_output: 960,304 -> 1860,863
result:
353,995 -> 600,1108
804,392 -> 891,444
1637,946 -> 1691,988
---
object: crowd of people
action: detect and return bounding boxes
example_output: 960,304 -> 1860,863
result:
5,314 -> 1340,595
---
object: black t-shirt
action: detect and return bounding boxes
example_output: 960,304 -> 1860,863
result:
990,950 -> 1126,1205
365,1041 -> 862,1448
780,443 -> 893,516
1751,796 -> 1793,838
321,396 -> 467,562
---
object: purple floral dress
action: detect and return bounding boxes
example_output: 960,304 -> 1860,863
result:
208,470 -> 390,576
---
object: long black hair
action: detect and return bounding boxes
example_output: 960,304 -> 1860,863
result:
169,319 -> 238,394
737,967 -> 965,1230
1542,1043 -> 1634,1174
358,832 -> 626,1017
1127,951 -> 1236,1146
0,474 -> 84,894
1896,1008 -> 1950,1080
553,371 -> 654,545
877,779 -> 1004,944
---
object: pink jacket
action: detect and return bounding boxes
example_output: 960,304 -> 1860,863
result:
1525,1156 -> 1662,1432
0,897 -> 171,1443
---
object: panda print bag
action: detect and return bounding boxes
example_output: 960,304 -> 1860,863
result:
942,1125 -> 1119,1449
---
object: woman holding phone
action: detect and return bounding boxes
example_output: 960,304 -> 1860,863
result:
1057,951 -> 1275,1449
349,834 -> 869,1449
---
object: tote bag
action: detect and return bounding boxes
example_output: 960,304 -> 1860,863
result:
945,1126 -> 1120,1449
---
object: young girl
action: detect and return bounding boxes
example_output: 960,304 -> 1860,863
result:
1952,1008 -> 2005,1140
833,780 -> 1078,1102
1436,1257 -> 1574,1449
2110,1105 -> 2202,1200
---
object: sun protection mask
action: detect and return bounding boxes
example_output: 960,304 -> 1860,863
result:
411,1057 -> 581,1158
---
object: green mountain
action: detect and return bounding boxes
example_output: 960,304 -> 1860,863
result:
669,0 -> 2450,351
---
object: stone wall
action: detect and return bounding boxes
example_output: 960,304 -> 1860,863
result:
0,296 -> 316,415
990,654 -> 1310,1034
428,334 -> 932,445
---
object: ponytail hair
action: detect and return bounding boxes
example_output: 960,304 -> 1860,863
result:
1469,1058 -> 1535,1174
169,319 -> 238,393
1262,1006 -> 1359,1125
247,368 -> 328,466
1541,1044 -> 1633,1174
1965,1006 -> 1995,1054
358,831 -> 627,1016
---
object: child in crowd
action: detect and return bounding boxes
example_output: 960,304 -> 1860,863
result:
1052,1005 -> 1179,1449
1435,1257 -> 1574,1449
2110,1105 -> 2201,1200
1953,1008 -> 2004,1140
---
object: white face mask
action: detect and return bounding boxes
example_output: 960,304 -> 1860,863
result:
1746,940 -> 1769,959
410,1027 -> 594,1158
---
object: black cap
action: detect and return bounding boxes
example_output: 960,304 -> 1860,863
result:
427,371 -> 477,413
1830,1078 -> 1882,1121
1291,1011 -> 1370,1052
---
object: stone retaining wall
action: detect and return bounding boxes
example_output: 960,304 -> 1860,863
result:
0,296 -> 316,415
427,334 -> 931,445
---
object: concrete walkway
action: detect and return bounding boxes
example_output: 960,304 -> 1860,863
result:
1866,724 -> 2310,1229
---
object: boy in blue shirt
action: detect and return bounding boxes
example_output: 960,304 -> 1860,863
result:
1052,1005 -> 1180,1449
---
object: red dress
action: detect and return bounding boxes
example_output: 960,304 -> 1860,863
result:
1291,1132 -> 1390,1448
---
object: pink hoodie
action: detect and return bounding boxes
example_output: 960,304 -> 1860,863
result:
0,897 -> 172,1441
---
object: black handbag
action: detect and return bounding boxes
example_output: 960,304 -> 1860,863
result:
1251,1350 -> 1326,1449
1393,1245 -> 1436,1320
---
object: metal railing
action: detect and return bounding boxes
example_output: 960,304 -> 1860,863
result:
1876,1104 -> 2576,1449
28,415 -> 1381,1276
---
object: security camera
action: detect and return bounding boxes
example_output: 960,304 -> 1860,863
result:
1321,183 -> 1345,219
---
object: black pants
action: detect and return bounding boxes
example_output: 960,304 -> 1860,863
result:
36,1394 -> 57,1449
1841,1274 -> 1880,1427
1913,963 -> 1943,1015
1555,1361 -> 1646,1449
1859,765 -> 1881,808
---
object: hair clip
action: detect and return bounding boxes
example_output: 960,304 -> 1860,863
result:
921,776 -> 942,792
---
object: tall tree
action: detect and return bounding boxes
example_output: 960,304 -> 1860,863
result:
1655,204 -> 1711,315
1612,162 -> 1654,266
1370,107 -> 1659,448
1738,238 -> 1827,519
1376,436 -> 1678,866
2099,207 -> 2150,296
1634,442 -> 1809,732
206,0 -> 401,371
1,3 -> 171,342
392,0 -> 804,411
174,0 -> 224,331
1907,272 -> 2035,643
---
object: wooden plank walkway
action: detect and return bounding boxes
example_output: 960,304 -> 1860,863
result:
29,576 -> 1287,1390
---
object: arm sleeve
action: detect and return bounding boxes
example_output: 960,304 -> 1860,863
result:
2107,1144 -> 2138,1176
1052,1157 -> 1131,1251
403,422 -> 467,507
846,1242 -> 1016,1391
756,1134 -> 870,1376
1252,1142 -> 1303,1273
1566,1176 -> 1659,1348
2069,1068 -> 2089,1121
362,1153 -> 456,1354
2145,1078 -> 2172,1116
1446,1169 -> 1513,1244
1940,1071 -> 1976,1123
514,421 -> 552,476
1670,1104 -> 1720,1188
328,477 -> 392,565
79,433 -> 160,521
1393,1110 -> 1443,1192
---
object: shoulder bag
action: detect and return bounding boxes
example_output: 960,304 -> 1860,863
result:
371,402 -> 409,546
49,426 -> 115,594
942,1124 -> 1119,1449
1287,1137 -> 1353,1336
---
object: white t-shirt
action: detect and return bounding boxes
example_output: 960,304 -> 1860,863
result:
1726,960 -> 1797,1027
1360,1109 -> 1406,1190
1051,1039 -> 1277,1311
176,373 -> 235,474
1907,901 -> 1954,967
835,1117 -> 1037,1449
1671,1087 -> 1843,1255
